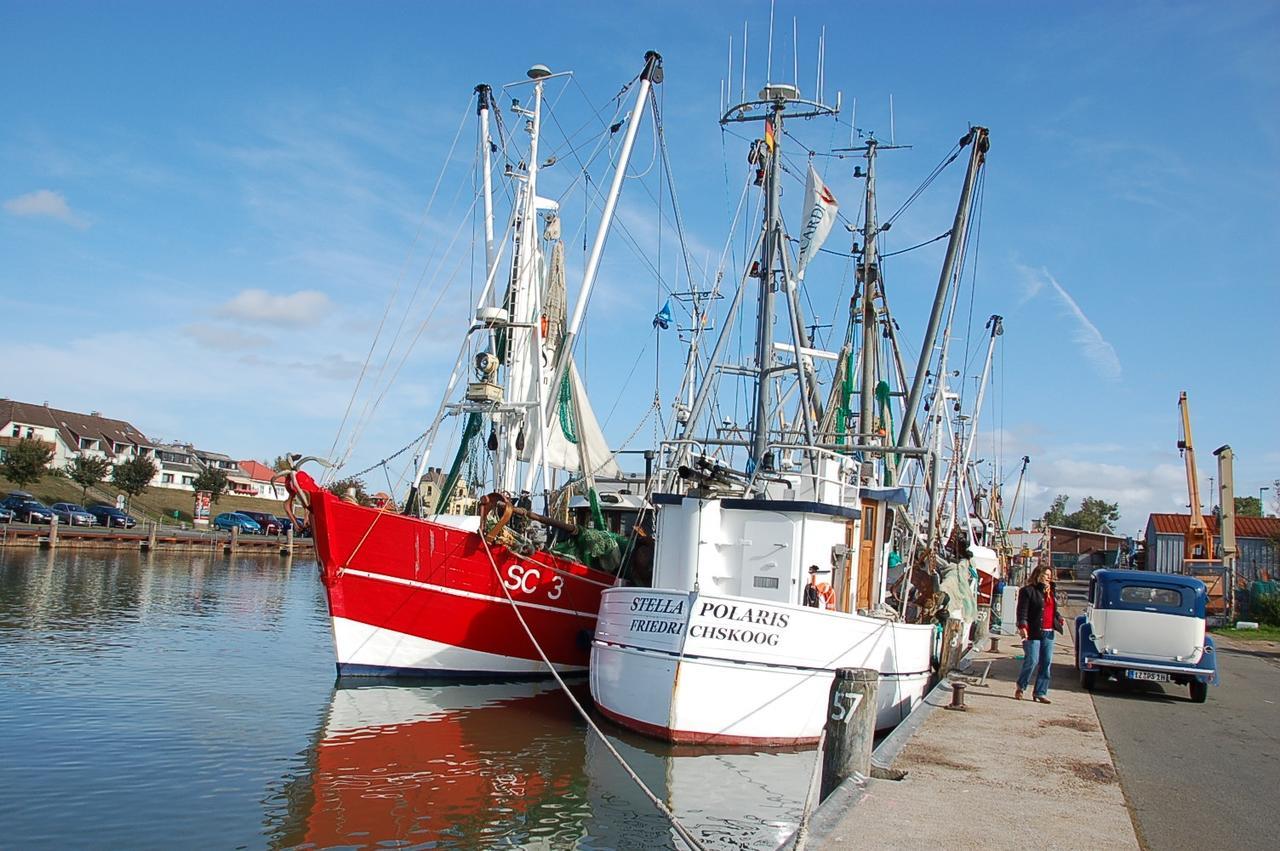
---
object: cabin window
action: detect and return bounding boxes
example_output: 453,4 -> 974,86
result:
753,576 -> 780,589
1119,586 -> 1183,608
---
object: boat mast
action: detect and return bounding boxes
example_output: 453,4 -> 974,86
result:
751,98 -> 784,469
528,51 -> 664,488
476,83 -> 497,277
895,127 -> 988,452
497,67 -> 549,494
957,314 -> 1002,483
858,139 -> 880,450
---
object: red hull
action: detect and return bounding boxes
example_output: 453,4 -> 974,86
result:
298,473 -> 616,675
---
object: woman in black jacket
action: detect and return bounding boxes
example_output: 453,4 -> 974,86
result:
1015,565 -> 1061,703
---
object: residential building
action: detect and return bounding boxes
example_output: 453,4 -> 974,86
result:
417,467 -> 475,515
1144,513 -> 1280,582
238,460 -> 288,501
0,398 -> 154,467
153,442 -> 201,490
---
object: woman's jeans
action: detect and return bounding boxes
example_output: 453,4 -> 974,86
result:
1017,636 -> 1054,697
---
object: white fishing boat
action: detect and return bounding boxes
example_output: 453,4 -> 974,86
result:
590,62 -> 993,744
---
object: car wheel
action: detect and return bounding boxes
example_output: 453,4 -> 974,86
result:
1080,668 -> 1097,691
1189,680 -> 1208,703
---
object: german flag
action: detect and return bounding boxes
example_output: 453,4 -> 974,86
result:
764,118 -> 776,152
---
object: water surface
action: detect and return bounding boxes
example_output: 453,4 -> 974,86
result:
0,548 -> 809,849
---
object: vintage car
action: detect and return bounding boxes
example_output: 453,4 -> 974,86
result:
1075,569 -> 1216,703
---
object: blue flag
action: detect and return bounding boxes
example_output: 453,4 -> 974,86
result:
652,300 -> 673,330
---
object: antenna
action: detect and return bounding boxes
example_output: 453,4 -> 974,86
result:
727,34 -> 734,115
741,22 -> 748,102
792,17 -> 798,87
850,96 -> 857,145
818,26 -> 826,102
766,0 -> 776,82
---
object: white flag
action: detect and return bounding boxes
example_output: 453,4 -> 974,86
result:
796,164 -> 839,282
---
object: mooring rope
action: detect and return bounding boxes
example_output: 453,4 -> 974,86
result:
476,533 -> 708,851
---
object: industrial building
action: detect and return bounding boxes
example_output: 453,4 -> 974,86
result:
1144,513 -> 1280,581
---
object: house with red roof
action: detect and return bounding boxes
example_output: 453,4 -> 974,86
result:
238,460 -> 288,501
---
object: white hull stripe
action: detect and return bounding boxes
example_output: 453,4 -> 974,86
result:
341,567 -> 598,619
593,639 -> 933,678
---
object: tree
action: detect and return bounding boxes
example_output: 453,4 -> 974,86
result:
1234,496 -> 1262,518
65,455 -> 111,502
1064,497 -> 1122,534
1042,494 -> 1069,527
1,438 -> 55,488
270,455 -> 293,472
192,467 -> 229,505
326,476 -> 371,506
111,455 -> 158,507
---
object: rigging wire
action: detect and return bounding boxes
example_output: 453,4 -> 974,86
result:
324,91 -> 476,477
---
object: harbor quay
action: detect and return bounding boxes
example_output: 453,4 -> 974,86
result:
0,520 -> 311,556
792,585 -> 1280,851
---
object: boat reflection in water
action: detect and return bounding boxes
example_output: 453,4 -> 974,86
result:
275,680 -> 590,849
274,681 -> 811,850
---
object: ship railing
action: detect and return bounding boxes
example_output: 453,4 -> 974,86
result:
651,438 -> 857,502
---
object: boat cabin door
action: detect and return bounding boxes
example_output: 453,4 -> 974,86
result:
856,501 -> 879,611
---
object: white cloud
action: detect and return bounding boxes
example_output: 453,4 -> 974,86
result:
1017,264 -> 1122,382
3,189 -> 88,227
216,288 -> 332,326
183,323 -> 271,351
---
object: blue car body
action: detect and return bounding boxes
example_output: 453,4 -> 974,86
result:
86,505 -> 137,528
213,512 -> 262,533
0,494 -> 55,523
1075,569 -> 1217,701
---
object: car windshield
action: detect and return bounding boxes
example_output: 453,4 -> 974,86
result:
21,501 -> 45,509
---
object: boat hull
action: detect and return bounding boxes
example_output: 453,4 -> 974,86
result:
299,475 -> 616,677
590,587 -> 934,745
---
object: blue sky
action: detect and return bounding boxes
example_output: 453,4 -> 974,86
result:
2,1 -> 1277,530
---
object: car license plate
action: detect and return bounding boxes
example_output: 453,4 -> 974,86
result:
1128,670 -> 1170,682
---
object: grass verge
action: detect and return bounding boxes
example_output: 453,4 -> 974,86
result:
1212,626 -> 1280,643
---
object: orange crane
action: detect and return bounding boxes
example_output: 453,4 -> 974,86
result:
1176,391 -> 1214,562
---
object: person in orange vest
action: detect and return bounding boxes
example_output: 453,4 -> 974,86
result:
804,565 -> 836,610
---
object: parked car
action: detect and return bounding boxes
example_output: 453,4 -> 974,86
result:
0,506 -> 14,524
1075,569 -> 1217,703
236,510 -> 280,535
272,515 -> 293,535
0,494 -> 55,524
213,512 -> 262,533
87,504 -> 138,529
50,503 -> 99,526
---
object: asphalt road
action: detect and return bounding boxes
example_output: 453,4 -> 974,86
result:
1091,643 -> 1280,850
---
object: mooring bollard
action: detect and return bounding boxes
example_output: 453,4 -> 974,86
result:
281,526 -> 294,556
989,636 -> 1000,654
947,680 -> 968,711
820,667 -> 879,800
227,525 -> 239,555
44,515 -> 59,550
141,521 -> 157,552
939,617 -> 965,675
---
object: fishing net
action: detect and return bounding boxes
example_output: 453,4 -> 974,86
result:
551,527 -> 624,574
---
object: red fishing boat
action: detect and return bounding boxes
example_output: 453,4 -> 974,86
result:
290,52 -> 664,678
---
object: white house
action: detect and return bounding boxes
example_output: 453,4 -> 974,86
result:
0,398 -> 154,469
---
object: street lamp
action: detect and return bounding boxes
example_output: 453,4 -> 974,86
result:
1261,486 -> 1271,518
